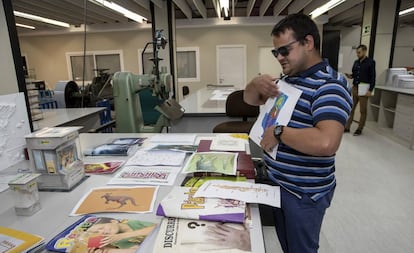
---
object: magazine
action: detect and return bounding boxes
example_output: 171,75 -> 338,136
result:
0,226 -> 44,253
84,161 -> 125,174
156,186 -> 246,223
45,215 -> 157,253
153,217 -> 252,253
83,138 -> 146,156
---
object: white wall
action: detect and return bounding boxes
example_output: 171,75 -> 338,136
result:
393,26 -> 414,68
0,1 -> 19,95
338,26 -> 361,74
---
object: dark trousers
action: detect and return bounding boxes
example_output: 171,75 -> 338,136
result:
273,187 -> 335,253
346,85 -> 368,131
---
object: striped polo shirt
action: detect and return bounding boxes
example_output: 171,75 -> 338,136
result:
264,60 -> 352,201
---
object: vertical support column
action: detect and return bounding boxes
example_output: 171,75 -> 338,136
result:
361,0 -> 401,84
152,1 -> 177,98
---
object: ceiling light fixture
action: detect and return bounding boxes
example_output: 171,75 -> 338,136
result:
219,0 -> 230,18
399,6 -> 414,16
309,0 -> 346,19
89,0 -> 146,23
16,23 -> 36,29
13,11 -> 70,28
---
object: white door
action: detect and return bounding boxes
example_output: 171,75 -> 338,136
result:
258,46 -> 283,78
216,45 -> 246,90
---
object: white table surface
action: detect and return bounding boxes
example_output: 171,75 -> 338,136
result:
32,107 -> 105,132
0,133 -> 265,253
179,86 -> 236,114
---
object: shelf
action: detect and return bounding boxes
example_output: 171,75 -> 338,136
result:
370,104 -> 380,109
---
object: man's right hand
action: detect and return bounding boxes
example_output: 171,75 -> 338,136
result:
244,74 -> 279,105
345,73 -> 352,79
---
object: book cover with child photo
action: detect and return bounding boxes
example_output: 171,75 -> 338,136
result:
45,215 -> 157,253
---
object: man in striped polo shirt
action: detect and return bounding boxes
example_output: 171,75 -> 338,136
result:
244,14 -> 352,253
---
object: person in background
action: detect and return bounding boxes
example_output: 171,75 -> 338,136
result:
345,44 -> 376,136
244,13 -> 352,253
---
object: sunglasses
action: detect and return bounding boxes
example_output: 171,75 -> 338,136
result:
271,40 -> 300,58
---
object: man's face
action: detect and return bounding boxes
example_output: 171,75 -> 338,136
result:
356,48 -> 366,60
272,29 -> 307,76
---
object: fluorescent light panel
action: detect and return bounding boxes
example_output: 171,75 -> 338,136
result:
310,0 -> 346,19
399,7 -> 414,16
16,23 -> 36,29
89,0 -> 146,23
219,0 -> 229,17
14,11 -> 70,28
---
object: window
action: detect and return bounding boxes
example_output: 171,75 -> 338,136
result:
138,47 -> 200,82
66,50 -> 123,82
177,47 -> 200,82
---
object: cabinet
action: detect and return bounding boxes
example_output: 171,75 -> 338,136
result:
25,70 -> 43,121
369,86 -> 414,149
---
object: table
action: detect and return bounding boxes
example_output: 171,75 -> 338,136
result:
32,107 -> 105,133
179,86 -> 236,114
0,133 -> 265,253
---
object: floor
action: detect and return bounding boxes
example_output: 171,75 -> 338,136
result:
171,116 -> 414,253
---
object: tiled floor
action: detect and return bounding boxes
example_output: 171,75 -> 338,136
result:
172,117 -> 414,253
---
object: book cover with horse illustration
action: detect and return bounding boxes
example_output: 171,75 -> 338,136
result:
70,186 -> 159,216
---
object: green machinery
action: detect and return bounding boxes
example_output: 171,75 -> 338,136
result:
112,70 -> 174,133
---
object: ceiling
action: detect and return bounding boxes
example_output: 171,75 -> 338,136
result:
11,0 -> 414,35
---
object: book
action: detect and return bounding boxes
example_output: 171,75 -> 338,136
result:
83,137 -> 146,156
45,215 -> 157,253
156,186 -> 246,223
84,161 -> 124,174
0,226 -> 44,253
153,217 -> 252,253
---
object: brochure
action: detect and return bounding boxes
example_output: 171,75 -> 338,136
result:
84,161 -> 125,174
107,166 -> 181,186
156,186 -> 246,223
181,152 -> 238,175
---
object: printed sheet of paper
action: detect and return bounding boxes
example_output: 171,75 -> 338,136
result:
193,180 -> 281,207
70,186 -> 158,216
125,150 -> 186,166
181,152 -> 238,175
249,80 -> 302,159
209,134 -> 247,152
107,166 -> 181,186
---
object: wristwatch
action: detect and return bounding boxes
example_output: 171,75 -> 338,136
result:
273,125 -> 284,143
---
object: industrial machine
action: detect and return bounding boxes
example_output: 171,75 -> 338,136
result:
112,30 -> 184,133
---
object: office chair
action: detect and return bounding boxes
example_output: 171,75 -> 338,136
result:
213,90 -> 259,133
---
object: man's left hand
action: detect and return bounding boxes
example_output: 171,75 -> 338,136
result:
366,91 -> 372,97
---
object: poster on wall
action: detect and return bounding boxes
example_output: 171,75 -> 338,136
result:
0,92 -> 31,171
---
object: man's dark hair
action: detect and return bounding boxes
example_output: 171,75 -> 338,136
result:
357,44 -> 367,51
271,13 -> 320,52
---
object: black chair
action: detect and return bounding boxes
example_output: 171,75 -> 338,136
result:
213,90 -> 259,133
